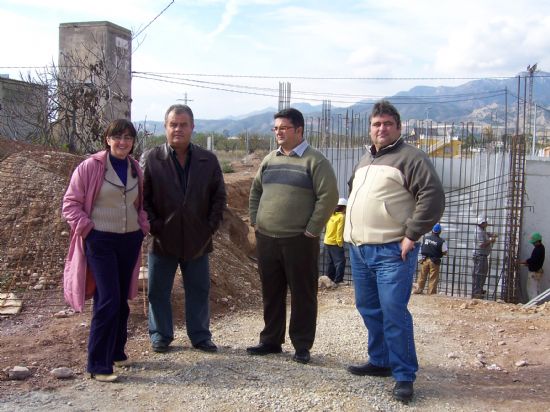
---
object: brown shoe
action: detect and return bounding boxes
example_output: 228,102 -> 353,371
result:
113,359 -> 132,367
90,373 -> 118,382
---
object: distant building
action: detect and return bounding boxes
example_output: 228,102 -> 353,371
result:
59,21 -> 132,124
0,76 -> 48,140
417,136 -> 462,157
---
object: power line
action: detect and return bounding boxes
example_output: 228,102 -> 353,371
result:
141,71 -> 508,99
0,64 -> 537,108
133,1 -> 174,39
133,70 -> 522,81
4,66 -> 550,81
390,92 -> 506,105
134,72 -> 508,105
132,73 -> 280,99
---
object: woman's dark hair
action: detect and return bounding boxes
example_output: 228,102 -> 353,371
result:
103,119 -> 137,154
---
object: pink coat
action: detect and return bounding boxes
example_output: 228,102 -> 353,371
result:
62,150 -> 150,312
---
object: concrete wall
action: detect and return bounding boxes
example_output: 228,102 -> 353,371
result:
0,77 -> 47,140
318,146 -> 541,300
520,158 -> 550,300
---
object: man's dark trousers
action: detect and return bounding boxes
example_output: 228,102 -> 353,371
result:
255,232 -> 319,351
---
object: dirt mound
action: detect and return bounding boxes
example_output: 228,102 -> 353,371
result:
0,148 -> 80,296
0,139 -> 263,391
0,138 -> 261,317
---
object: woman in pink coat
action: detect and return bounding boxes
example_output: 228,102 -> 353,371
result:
62,119 -> 149,382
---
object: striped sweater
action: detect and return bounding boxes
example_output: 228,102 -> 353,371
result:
249,146 -> 338,238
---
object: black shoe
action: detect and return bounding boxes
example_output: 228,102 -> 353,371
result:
193,339 -> 218,353
347,362 -> 392,377
393,381 -> 414,403
292,349 -> 310,364
152,343 -> 169,353
246,343 -> 282,355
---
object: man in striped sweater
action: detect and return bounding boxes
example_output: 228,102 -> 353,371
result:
247,108 -> 338,364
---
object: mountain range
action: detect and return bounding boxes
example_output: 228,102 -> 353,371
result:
139,71 -> 550,136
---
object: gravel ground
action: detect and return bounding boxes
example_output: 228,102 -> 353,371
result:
2,285 -> 549,411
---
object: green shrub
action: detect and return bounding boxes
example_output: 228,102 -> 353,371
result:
221,161 -> 234,173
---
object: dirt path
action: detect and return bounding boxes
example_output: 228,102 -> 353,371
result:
1,286 -> 549,411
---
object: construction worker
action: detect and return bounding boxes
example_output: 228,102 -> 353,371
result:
520,232 -> 545,301
414,223 -> 447,295
323,198 -> 348,284
471,215 -> 497,299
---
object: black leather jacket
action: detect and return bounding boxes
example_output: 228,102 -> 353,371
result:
140,143 -> 226,260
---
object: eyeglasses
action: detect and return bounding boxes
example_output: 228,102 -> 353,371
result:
271,126 -> 295,133
110,134 -> 134,141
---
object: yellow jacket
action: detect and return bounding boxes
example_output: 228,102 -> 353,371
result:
324,212 -> 345,247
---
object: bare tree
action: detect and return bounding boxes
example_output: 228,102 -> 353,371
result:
56,31 -> 132,153
3,33 -> 132,153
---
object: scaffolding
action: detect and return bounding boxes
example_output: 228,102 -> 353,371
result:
310,108 -> 528,302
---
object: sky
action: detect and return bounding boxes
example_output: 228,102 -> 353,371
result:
2,0 -> 550,120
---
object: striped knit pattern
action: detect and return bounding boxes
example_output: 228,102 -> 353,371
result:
250,146 -> 338,238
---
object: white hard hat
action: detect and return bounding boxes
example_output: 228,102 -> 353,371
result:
477,215 -> 487,225
338,198 -> 348,206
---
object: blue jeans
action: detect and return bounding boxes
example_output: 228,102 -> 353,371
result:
349,242 -> 419,382
326,244 -> 346,283
148,253 -> 212,346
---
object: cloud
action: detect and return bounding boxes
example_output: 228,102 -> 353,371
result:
206,0 -> 240,39
5,0 -> 550,120
434,15 -> 550,76
346,46 -> 409,76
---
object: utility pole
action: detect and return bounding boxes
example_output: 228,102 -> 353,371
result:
177,92 -> 194,105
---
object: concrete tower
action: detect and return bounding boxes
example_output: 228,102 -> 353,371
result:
58,21 -> 132,129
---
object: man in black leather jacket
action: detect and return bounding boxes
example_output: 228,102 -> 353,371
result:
140,104 -> 226,353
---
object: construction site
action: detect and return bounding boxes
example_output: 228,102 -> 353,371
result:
1,131 -> 549,410
1,20 -> 549,411
321,71 -> 550,305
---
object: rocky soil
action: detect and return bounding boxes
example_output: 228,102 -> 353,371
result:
1,140 -> 549,411
1,287 -> 549,411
